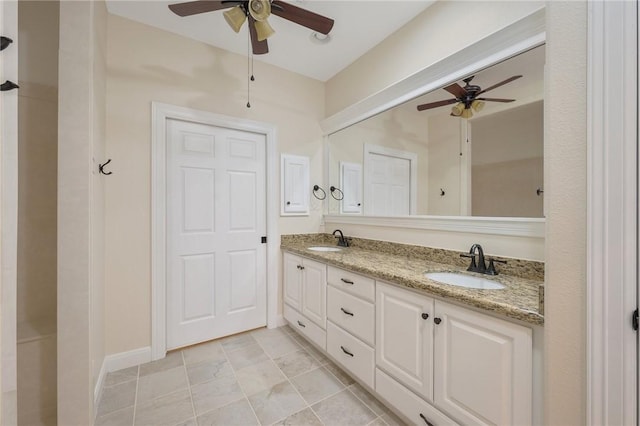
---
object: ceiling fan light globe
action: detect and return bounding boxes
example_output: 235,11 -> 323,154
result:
451,103 -> 465,117
472,100 -> 485,112
461,108 -> 473,119
223,6 -> 247,33
254,19 -> 275,41
248,0 -> 271,21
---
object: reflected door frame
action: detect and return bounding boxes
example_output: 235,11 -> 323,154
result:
151,102 -> 280,361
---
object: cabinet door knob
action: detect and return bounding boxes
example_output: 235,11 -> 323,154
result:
341,307 -> 354,316
340,346 -> 354,357
286,201 -> 291,205
419,413 -> 434,426
297,320 -> 306,328
434,317 -> 442,325
421,313 -> 429,320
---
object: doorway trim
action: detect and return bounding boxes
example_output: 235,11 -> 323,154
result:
151,102 -> 279,360
586,1 -> 637,424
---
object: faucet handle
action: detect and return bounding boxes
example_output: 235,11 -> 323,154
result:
486,258 -> 507,275
460,253 -> 477,271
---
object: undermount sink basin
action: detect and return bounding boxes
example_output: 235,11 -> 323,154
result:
425,272 -> 505,290
307,246 -> 343,252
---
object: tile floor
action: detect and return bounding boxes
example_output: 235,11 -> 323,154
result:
95,325 -> 406,426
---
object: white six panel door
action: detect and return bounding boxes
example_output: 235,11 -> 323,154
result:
167,118 -> 267,349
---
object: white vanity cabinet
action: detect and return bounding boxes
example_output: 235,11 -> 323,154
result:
376,282 -> 434,401
375,281 -> 533,426
433,300 -> 532,426
283,253 -> 327,348
326,266 -> 376,388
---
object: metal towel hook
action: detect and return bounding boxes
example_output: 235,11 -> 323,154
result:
99,159 -> 113,176
312,185 -> 326,200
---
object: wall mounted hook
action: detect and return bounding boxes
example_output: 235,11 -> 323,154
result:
0,36 -> 13,52
99,159 -> 112,175
0,81 -> 19,92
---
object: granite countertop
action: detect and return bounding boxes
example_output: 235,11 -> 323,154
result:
281,236 -> 544,326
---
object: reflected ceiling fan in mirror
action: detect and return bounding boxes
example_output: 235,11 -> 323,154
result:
168,0 -> 335,55
417,75 -> 522,118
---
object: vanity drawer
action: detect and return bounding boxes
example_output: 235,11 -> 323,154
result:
376,368 -> 457,426
284,304 -> 326,350
327,286 -> 375,346
326,321 -> 374,388
327,266 -> 375,302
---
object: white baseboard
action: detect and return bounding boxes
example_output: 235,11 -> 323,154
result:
274,315 -> 287,328
93,346 -> 152,407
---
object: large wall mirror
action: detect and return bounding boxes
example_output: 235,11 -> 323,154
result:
327,44 -> 545,219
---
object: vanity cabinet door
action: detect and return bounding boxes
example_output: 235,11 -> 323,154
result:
433,300 -> 532,426
300,258 -> 327,329
376,281 -> 434,401
283,253 -> 302,309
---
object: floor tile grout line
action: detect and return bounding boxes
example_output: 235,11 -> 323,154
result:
223,337 -> 262,425
181,350 -> 199,424
345,384 -> 385,419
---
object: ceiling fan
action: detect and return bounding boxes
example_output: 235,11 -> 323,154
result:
168,0 -> 335,55
416,75 -> 522,118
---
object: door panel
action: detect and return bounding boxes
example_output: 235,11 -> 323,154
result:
181,254 -> 216,321
376,282 -> 434,401
283,253 -> 302,309
301,259 -> 327,329
434,300 -> 532,425
167,119 -> 267,349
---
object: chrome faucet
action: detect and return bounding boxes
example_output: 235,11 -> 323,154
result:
460,244 -> 507,275
332,229 -> 349,247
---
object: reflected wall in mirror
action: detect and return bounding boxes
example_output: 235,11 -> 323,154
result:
328,45 -> 545,218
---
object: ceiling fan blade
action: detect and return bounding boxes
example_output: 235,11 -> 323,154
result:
168,0 -> 237,17
417,98 -> 457,111
477,75 -> 522,95
477,97 -> 516,103
443,83 -> 466,98
271,0 -> 334,34
249,16 -> 269,54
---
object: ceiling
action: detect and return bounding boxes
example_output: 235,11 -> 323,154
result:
105,0 -> 435,82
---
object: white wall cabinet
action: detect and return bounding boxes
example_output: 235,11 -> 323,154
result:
280,154 -> 309,215
433,300 -> 532,426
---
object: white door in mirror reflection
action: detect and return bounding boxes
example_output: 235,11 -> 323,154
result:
340,162 -> 362,214
364,144 -> 417,216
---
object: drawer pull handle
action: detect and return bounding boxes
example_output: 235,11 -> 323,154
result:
341,307 -> 354,316
297,320 -> 306,328
341,278 -> 354,285
340,346 -> 354,357
419,413 -> 434,426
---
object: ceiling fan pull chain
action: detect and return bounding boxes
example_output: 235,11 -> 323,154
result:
246,26 -> 251,108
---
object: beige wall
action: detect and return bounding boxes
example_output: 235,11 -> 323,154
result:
17,0 -> 58,327
471,101 -> 544,217
57,0 -> 107,422
544,1 -> 586,424
325,1 -> 544,115
17,2 -> 59,423
104,15 -> 325,354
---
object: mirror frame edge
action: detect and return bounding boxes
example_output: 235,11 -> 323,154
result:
321,7 -> 546,238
